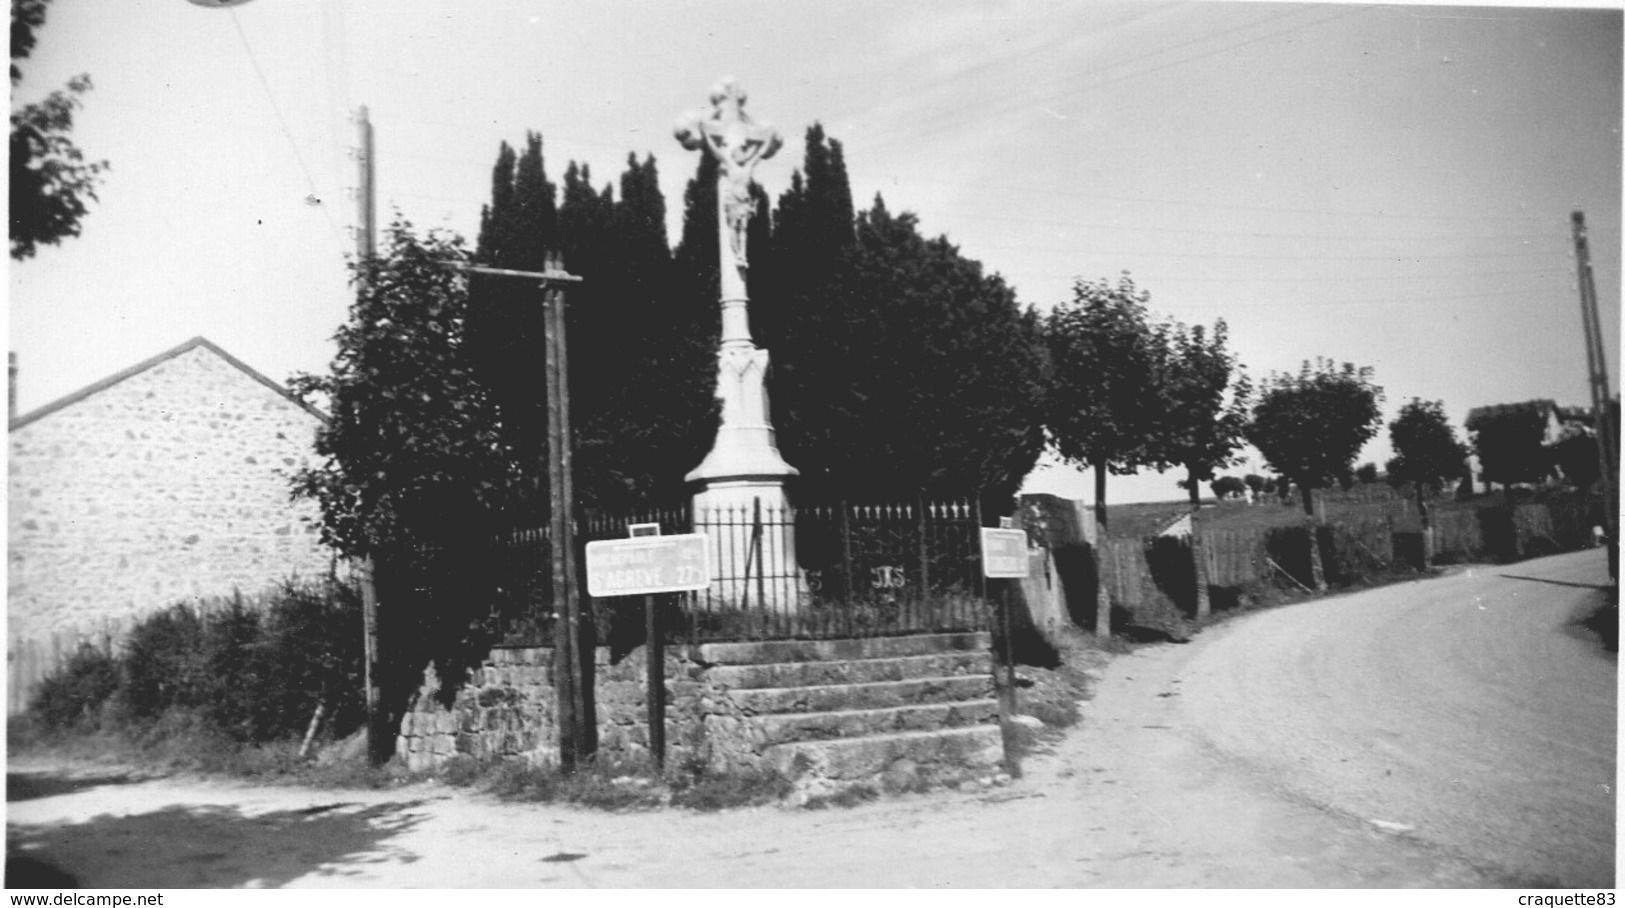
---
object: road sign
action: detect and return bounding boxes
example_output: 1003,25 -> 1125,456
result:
585,533 -> 711,597
980,528 -> 1029,578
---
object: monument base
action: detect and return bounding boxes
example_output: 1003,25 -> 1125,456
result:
691,479 -> 805,613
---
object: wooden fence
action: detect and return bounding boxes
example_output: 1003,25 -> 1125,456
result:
8,592 -> 275,715
1097,497 -> 1603,635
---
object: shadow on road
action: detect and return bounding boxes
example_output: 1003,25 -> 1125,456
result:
1497,573 -> 1614,592
7,798 -> 432,888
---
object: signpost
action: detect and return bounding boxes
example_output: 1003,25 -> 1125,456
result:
980,525 -> 1029,776
585,534 -> 711,598
584,532 -> 710,768
980,528 -> 1029,579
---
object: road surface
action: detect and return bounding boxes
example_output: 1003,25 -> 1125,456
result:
6,550 -> 1615,887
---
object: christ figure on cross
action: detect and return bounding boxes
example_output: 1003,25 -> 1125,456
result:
675,78 -> 783,269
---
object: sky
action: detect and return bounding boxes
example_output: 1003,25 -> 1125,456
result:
8,0 -> 1621,505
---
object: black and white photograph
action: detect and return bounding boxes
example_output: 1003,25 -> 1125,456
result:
6,0 -> 1619,892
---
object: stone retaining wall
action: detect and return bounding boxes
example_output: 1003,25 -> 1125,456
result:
395,644 -> 756,774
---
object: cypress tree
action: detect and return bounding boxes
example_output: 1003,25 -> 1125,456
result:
761,124 -> 859,498
468,133 -> 559,525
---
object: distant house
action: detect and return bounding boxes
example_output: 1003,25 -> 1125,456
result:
1464,399 -> 1564,446
1463,398 -> 1604,490
8,337 -> 335,709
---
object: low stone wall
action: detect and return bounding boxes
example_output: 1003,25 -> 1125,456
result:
394,643 -> 755,774
396,649 -> 557,772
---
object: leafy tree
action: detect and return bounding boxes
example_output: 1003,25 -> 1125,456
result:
290,220 -> 517,727
790,197 -> 1046,501
1160,320 -> 1250,500
10,0 -> 107,259
1551,429 -> 1602,490
1355,462 -> 1380,485
1244,473 -> 1265,499
1465,400 -> 1556,491
1158,317 -> 1250,617
1044,273 -> 1170,631
1246,359 -> 1384,590
1386,398 -> 1469,566
1211,475 -> 1247,499
1045,273 -> 1168,527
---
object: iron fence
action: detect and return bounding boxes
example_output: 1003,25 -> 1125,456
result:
485,497 -> 989,645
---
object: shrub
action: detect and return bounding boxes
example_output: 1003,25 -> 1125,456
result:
118,602 -> 211,721
247,577 -> 367,743
30,642 -> 120,730
439,754 -> 482,787
28,575 -> 366,750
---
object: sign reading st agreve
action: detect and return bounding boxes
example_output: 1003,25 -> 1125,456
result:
585,533 -> 711,597
980,528 -> 1029,579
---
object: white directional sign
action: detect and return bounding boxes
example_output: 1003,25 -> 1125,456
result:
585,533 -> 711,597
980,528 -> 1030,578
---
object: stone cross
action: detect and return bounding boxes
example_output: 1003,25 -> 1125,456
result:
675,78 -> 783,269
673,78 -> 799,609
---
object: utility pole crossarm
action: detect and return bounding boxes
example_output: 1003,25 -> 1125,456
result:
436,259 -> 583,284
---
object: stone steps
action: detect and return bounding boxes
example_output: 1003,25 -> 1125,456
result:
707,649 -> 990,690
755,698 -> 1000,746
694,631 -> 989,667
731,674 -> 995,715
698,631 -> 1005,801
764,725 -> 1004,789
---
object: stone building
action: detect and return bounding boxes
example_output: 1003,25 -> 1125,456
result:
8,337 -> 335,709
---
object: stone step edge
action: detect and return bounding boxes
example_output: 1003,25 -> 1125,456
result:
690,631 -> 991,666
763,724 -> 1006,794
733,674 -> 995,710
756,697 -> 1000,728
706,650 -> 994,684
764,722 -> 1002,755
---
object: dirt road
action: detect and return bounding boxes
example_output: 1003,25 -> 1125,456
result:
7,551 -> 1614,887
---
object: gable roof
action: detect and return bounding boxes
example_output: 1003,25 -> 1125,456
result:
1464,399 -> 1558,427
9,336 -> 328,431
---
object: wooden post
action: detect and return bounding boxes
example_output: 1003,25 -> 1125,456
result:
543,253 -> 591,771
1093,461 -> 1111,637
1572,211 -> 1619,579
999,583 -> 1021,778
361,558 -> 387,766
353,108 -> 386,767
646,593 -> 664,770
448,252 -> 585,770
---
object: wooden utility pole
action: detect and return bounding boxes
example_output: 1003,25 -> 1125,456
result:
353,105 -> 389,766
541,251 -> 590,771
1571,211 -> 1618,578
449,254 -> 588,769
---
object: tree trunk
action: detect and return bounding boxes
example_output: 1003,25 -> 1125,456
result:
1188,469 -> 1211,621
1417,483 -> 1434,570
1093,459 -> 1111,638
1301,485 -> 1327,592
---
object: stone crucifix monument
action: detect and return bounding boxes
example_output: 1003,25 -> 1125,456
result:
675,78 -> 800,607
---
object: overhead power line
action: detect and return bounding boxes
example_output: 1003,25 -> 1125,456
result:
852,6 -> 1365,154
1013,280 -> 1565,309
227,7 -> 347,253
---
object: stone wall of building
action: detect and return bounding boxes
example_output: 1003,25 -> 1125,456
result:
8,341 -> 334,649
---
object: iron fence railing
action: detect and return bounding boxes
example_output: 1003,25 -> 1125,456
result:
482,498 -> 989,645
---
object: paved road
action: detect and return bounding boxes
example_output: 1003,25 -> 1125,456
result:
6,551 -> 1614,887
1180,549 -> 1617,887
